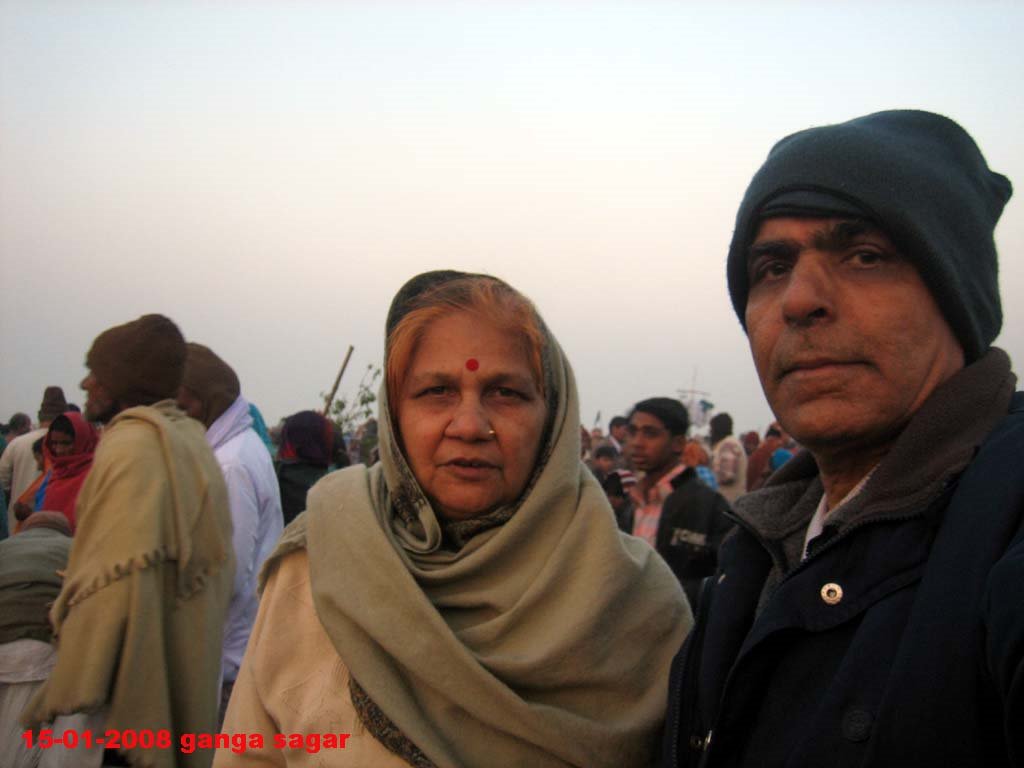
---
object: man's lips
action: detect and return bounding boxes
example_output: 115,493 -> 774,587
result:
778,358 -> 865,380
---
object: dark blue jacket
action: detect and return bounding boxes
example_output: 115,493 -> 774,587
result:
663,351 -> 1024,767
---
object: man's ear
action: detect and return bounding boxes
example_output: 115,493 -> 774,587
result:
670,434 -> 687,457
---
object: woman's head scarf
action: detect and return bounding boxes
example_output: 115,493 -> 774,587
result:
278,410 -> 334,466
180,342 -> 241,429
266,271 -> 691,768
40,411 -> 99,531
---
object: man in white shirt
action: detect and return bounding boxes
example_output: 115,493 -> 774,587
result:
178,342 -> 283,722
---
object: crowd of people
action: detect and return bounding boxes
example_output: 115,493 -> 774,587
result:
1,108 -> 1022,768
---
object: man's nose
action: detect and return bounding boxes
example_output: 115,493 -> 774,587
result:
782,253 -> 833,326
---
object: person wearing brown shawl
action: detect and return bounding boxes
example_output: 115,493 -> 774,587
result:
21,314 -> 234,768
217,272 -> 691,768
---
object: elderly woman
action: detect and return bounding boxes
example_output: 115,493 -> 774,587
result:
218,272 -> 690,768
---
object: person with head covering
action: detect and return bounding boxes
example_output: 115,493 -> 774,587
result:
179,342 -> 284,724
275,409 -> 335,525
217,272 -> 690,768
21,314 -> 234,768
663,111 -> 1023,767
741,430 -> 760,456
708,412 -> 747,503
0,387 -> 67,535
0,512 -> 74,767
29,412 -> 99,532
682,439 -> 719,491
744,421 -> 786,493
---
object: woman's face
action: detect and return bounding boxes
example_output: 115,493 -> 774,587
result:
47,427 -> 75,457
397,311 -> 547,521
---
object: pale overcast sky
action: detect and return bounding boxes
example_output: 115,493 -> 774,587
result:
2,1 -> 1023,436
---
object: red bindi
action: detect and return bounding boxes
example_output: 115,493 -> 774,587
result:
465,358 -> 480,372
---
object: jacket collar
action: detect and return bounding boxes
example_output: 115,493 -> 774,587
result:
732,348 -> 1017,571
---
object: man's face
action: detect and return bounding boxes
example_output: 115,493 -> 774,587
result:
80,371 -> 119,424
627,411 -> 684,475
176,387 -> 205,423
745,217 -> 964,453
611,423 -> 628,444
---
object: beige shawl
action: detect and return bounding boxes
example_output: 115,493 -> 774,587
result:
23,401 -> 234,768
266,329 -> 691,768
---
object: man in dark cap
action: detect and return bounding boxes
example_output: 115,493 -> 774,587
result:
21,314 -> 234,768
0,388 -> 67,535
663,111 -> 1023,767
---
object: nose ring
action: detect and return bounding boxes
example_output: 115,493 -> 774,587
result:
488,429 -> 496,437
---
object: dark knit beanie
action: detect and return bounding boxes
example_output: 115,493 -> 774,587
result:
181,343 -> 241,428
726,110 -> 1013,363
38,386 -> 68,423
86,314 -> 186,407
629,397 -> 689,436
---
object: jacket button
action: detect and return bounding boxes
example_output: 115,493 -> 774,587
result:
820,582 -> 843,605
841,708 -> 873,742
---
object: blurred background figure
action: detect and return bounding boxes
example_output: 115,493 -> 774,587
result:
709,412 -> 747,503
1,388 -> 67,536
602,469 -> 637,533
0,512 -> 74,768
746,422 -> 786,493
179,342 -> 284,725
683,438 -> 718,491
0,413 -> 32,457
601,415 -> 631,470
589,444 -> 617,485
275,410 -> 335,526
12,413 -> 98,533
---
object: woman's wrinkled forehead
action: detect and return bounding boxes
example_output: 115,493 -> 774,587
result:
385,276 -> 549,404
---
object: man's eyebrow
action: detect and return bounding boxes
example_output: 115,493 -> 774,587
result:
748,239 -> 798,263
748,219 -> 877,263
811,219 -> 873,251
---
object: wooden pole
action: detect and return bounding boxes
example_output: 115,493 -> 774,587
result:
323,345 -> 355,417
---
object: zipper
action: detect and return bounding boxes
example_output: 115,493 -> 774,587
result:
695,730 -> 713,768
668,641 -> 684,767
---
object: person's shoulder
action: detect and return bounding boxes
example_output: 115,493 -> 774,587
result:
8,428 -> 46,450
225,427 -> 275,469
972,391 -> 1024,462
308,463 -> 371,500
99,411 -> 161,451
